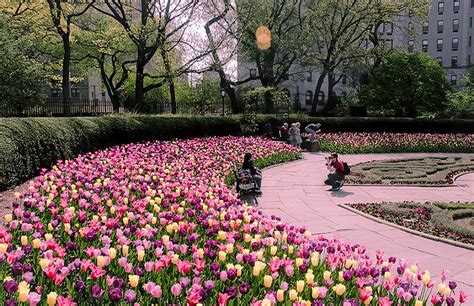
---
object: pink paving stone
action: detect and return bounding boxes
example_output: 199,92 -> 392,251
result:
259,152 -> 474,290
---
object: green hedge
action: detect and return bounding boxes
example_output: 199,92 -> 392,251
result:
246,115 -> 474,133
0,116 -> 240,191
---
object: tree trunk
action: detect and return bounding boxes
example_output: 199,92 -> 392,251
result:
62,35 -> 71,116
311,71 -> 327,115
135,48 -> 145,113
161,49 -> 176,114
225,86 -> 238,114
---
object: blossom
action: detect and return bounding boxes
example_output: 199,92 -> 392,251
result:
47,292 -> 58,306
128,275 -> 139,288
459,290 -> 469,304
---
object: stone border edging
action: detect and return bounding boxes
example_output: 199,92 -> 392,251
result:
338,203 -> 474,251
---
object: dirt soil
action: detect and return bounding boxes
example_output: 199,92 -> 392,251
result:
0,180 -> 32,223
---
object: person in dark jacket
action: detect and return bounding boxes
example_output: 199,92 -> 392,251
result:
242,153 -> 262,192
324,153 -> 345,190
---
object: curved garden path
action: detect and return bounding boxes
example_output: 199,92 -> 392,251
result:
259,152 -> 474,293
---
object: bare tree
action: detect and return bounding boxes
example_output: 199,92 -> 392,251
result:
47,0 -> 96,115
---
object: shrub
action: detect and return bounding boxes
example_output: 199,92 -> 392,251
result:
0,116 -> 240,191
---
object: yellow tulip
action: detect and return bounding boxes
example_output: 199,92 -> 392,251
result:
172,254 -> 179,264
443,287 -> 451,296
312,287 -> 319,299
274,230 -> 281,239
162,235 -> 170,244
45,233 -> 53,241
18,290 -> 29,302
110,207 -> 116,214
47,292 -> 58,306
304,230 -> 312,238
414,300 -> 423,306
137,249 -> 145,262
4,214 -> 12,223
277,289 -> 284,302
226,244 -> 234,254
244,234 -> 252,243
334,284 -> 346,296
295,258 -> 303,267
422,273 -> 430,286
97,256 -> 106,268
364,296 -> 373,305
32,239 -> 41,249
123,217 -> 129,225
338,271 -> 344,282
410,264 -> 418,273
311,252 -> 319,266
122,245 -> 129,256
108,248 -> 117,259
323,271 -> 331,281
305,273 -> 314,285
235,264 -> 242,276
261,299 -> 272,306
253,265 -> 261,277
270,246 -> 277,256
18,281 -> 29,292
39,258 -> 50,269
263,275 -> 272,288
384,271 -> 391,280
64,223 -> 71,232
0,243 -> 7,255
289,289 -> 297,301
438,282 -> 446,293
93,215 -> 99,222
288,245 -> 294,254
19,236 -> 27,246
296,280 -> 305,292
282,232 -> 288,243
128,275 -> 139,288
219,251 -> 226,262
197,248 -> 204,258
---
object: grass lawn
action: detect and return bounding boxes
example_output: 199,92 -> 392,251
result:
348,202 -> 474,245
347,156 -> 474,186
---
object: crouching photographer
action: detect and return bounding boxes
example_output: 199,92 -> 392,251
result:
324,153 -> 349,191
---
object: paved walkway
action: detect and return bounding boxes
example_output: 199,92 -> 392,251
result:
259,152 -> 474,292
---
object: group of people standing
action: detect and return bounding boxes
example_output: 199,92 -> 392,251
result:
278,122 -> 322,148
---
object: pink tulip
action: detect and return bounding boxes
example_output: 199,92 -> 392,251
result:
459,290 -> 469,304
171,284 -> 182,296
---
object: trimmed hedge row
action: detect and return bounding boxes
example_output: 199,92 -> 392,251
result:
248,115 -> 474,133
0,116 -> 240,191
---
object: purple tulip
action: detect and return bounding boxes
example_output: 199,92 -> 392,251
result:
239,283 -> 250,294
74,279 -> 85,292
446,296 -> 455,306
3,280 -> 18,294
108,287 -> 122,302
91,285 -> 104,299
448,280 -> 457,290
124,290 -> 136,303
204,280 -> 215,290
22,272 -> 35,284
11,262 -> 23,276
5,299 -> 17,306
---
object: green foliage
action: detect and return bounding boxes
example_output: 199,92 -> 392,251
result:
224,151 -> 302,186
443,67 -> 474,119
0,13 -> 49,113
360,52 -> 452,117
0,116 -> 241,191
179,80 -> 223,115
242,87 -> 290,114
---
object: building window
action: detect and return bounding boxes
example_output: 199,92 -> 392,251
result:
452,38 -> 459,51
422,21 -> 429,34
437,39 -> 443,52
470,36 -> 472,47
451,56 -> 458,67
51,88 -> 61,98
408,40 -> 415,52
71,88 -> 80,98
306,71 -> 312,82
249,69 -> 257,78
438,2 -> 444,14
385,39 -> 393,49
385,22 -> 393,35
317,91 -> 325,102
341,75 -> 347,85
436,57 -> 443,66
453,0 -> 459,13
472,0 -> 474,8
450,75 -> 457,85
305,90 -> 313,106
437,20 -> 444,33
422,39 -> 429,52
453,19 -> 459,32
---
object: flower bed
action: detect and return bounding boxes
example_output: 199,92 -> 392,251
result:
0,137 -> 468,305
318,133 -> 474,153
348,202 -> 474,245
346,157 -> 474,186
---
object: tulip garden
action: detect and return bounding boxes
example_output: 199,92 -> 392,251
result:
0,136 -> 471,305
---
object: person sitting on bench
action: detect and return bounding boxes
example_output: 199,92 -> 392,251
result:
242,153 -> 262,193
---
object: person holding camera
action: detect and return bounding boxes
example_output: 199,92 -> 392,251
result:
324,153 -> 347,191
